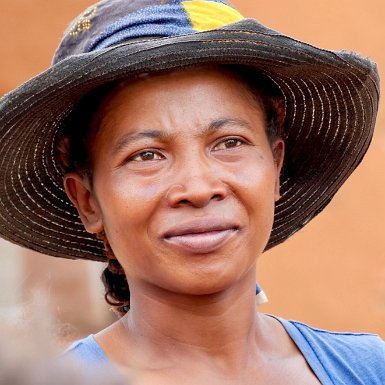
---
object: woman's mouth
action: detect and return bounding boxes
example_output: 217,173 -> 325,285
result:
162,221 -> 239,254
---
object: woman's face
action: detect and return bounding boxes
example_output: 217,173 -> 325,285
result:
65,67 -> 284,296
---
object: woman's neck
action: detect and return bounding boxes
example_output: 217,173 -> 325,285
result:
121,270 -> 271,370
95,271 -> 316,384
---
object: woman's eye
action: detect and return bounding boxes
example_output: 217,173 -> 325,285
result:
130,151 -> 164,162
214,138 -> 244,150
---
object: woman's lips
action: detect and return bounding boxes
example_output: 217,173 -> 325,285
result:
162,221 -> 239,254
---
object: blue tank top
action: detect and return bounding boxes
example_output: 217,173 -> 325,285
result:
66,316 -> 385,384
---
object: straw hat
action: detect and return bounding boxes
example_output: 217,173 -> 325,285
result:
0,0 -> 379,261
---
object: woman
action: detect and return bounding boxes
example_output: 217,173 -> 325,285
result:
0,0 -> 383,384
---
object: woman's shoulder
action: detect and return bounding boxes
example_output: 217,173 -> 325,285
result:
272,315 -> 385,384
64,335 -> 110,367
286,317 -> 385,356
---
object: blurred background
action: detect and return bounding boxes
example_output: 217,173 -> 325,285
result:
0,0 -> 384,340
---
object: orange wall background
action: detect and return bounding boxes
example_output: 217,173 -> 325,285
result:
0,1 -> 384,338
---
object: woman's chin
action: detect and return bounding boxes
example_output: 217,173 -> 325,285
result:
161,267 -> 252,298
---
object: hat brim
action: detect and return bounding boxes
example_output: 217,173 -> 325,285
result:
0,19 -> 379,261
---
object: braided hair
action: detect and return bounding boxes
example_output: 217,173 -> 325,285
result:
55,81 -> 131,317
55,66 -> 285,317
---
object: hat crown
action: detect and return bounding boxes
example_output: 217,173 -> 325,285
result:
53,0 -> 241,64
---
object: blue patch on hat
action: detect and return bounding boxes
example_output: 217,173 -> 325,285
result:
88,4 -> 193,52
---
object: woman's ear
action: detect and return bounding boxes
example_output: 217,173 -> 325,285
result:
63,173 -> 103,234
272,139 -> 285,202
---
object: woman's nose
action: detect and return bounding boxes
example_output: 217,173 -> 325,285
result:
165,166 -> 228,209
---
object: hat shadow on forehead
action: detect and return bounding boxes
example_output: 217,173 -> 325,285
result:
0,0 -> 379,261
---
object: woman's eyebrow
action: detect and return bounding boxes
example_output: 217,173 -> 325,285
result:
112,118 -> 252,153
205,117 -> 253,133
112,130 -> 171,153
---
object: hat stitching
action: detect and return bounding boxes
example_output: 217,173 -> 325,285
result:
274,89 -> 364,225
268,76 -> 362,216
8,163 -> 91,240
69,5 -> 98,37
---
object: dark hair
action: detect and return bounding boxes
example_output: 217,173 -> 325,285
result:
55,66 -> 286,317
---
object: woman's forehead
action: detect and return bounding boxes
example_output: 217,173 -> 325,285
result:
97,66 -> 263,120
109,65 -> 251,98
93,66 -> 265,134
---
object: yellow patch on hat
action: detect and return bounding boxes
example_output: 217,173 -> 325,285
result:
182,1 -> 244,32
